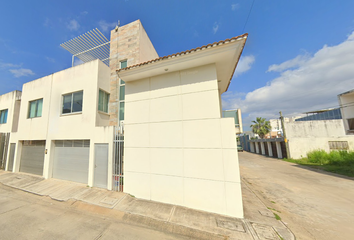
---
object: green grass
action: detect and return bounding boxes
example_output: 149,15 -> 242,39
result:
283,150 -> 354,177
273,213 -> 281,220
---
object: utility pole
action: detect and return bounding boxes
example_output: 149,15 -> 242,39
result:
279,111 -> 291,159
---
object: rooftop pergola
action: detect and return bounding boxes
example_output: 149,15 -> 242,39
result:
60,28 -> 110,67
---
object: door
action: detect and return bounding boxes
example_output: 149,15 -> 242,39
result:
94,144 -> 108,188
20,140 -> 45,175
53,140 -> 90,184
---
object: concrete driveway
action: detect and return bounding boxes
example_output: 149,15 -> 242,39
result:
239,152 -> 354,240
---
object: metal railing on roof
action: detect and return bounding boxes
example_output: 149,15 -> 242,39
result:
60,28 -> 110,67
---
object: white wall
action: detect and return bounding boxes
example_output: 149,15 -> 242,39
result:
286,120 -> 354,159
288,136 -> 354,159
286,120 -> 345,138
0,91 -> 21,133
124,64 -> 243,218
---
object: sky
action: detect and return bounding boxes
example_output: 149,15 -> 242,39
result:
1,0 -> 354,131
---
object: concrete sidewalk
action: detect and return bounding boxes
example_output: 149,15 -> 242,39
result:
0,170 -> 295,240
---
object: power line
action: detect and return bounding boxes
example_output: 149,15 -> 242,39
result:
242,0 -> 255,33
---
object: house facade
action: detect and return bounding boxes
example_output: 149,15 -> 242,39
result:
1,19 -> 247,219
0,90 -> 21,170
118,35 -> 247,218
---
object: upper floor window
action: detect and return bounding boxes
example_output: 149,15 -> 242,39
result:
62,91 -> 83,114
0,109 -> 8,124
98,89 -> 110,113
28,99 -> 43,118
120,60 -> 127,85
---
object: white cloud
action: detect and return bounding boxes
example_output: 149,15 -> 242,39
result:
235,55 -> 255,76
0,62 -> 21,69
46,57 -> 55,63
98,20 -> 117,33
67,19 -> 80,31
231,3 -> 240,11
213,22 -> 219,34
9,68 -> 35,77
223,31 -> 354,128
267,54 -> 310,72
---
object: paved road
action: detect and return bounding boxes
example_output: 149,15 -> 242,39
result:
0,184 -> 189,240
239,152 -> 354,240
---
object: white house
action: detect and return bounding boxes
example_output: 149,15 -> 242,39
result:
8,60 -> 114,189
118,34 -> 248,218
1,20 -> 248,219
0,90 -> 21,170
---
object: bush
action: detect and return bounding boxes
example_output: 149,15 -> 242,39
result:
307,150 -> 328,164
307,150 -> 354,166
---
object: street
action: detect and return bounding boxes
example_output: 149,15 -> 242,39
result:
0,184 -> 189,240
239,152 -> 354,240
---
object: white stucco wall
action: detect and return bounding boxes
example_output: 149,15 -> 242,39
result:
286,120 -> 346,138
124,64 -> 243,218
0,91 -> 21,133
9,60 -> 114,189
285,120 -> 354,159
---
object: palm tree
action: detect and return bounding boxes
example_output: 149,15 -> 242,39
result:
250,117 -> 271,139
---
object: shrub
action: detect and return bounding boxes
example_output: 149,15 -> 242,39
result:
307,150 -> 328,164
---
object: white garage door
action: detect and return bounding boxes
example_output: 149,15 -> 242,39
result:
53,140 -> 90,184
20,140 -> 45,176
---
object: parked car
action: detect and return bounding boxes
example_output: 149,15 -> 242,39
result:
237,145 -> 243,152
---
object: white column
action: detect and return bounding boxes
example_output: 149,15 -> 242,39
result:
267,142 -> 273,157
255,142 -> 260,154
13,140 -> 22,173
250,142 -> 255,153
276,141 -> 283,159
260,142 -> 265,155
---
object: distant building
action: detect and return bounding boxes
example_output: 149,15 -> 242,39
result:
222,109 -> 243,134
295,108 -> 342,122
338,89 -> 354,134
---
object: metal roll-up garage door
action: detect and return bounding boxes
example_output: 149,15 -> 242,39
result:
20,140 -> 45,175
53,140 -> 90,184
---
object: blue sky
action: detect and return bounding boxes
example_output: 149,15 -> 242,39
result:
1,0 -> 354,130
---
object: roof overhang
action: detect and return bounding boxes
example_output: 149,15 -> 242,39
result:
117,34 -> 247,94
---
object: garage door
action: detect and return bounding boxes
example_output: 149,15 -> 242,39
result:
53,140 -> 90,184
20,140 -> 45,175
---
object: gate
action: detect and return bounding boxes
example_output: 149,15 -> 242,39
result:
0,133 -> 10,170
113,126 -> 124,191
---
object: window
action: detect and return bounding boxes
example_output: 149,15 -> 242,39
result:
118,60 -> 127,122
62,91 -> 83,114
329,141 -> 349,150
348,118 -> 354,131
28,99 -> 43,118
98,89 -> 110,113
120,60 -> 127,84
0,109 -> 8,124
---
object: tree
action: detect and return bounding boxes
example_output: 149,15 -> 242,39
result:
250,117 -> 271,139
